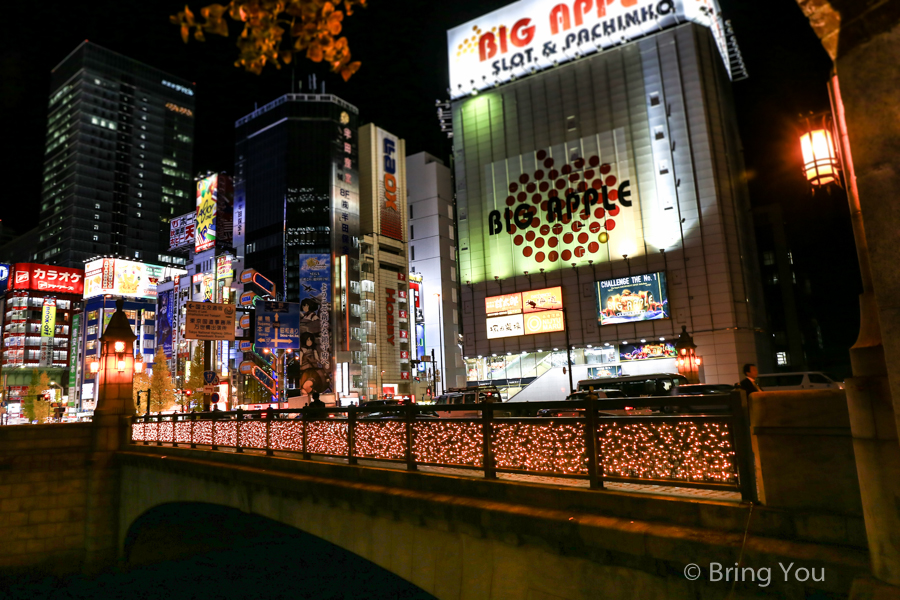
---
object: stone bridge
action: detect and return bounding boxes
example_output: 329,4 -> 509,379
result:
0,390 -> 871,599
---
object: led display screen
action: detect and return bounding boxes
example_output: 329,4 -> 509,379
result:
595,271 -> 669,326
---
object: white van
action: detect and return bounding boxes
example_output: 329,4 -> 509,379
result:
754,372 -> 843,391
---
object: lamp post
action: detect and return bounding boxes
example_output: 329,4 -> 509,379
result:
89,298 -> 138,417
673,325 -> 701,384
434,293 -> 444,395
48,380 -> 63,422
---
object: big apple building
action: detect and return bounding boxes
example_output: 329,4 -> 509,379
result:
449,0 -> 768,399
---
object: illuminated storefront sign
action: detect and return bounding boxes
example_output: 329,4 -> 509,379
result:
169,212 -> 196,250
595,271 -> 669,325
0,263 -> 10,291
11,264 -> 84,295
448,0 -> 728,99
83,258 -> 165,300
377,128 -> 403,241
485,286 -> 564,338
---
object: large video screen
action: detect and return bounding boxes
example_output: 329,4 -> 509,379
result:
595,272 -> 669,326
83,258 -> 165,300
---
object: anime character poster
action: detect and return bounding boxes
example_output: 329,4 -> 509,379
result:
157,289 -> 174,358
296,254 -> 332,395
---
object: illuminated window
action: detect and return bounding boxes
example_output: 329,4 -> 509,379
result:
93,235 -> 98,241
762,251 -> 775,266
776,351 -> 790,366
94,203 -> 100,209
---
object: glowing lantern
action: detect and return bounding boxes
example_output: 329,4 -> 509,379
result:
674,325 -> 700,384
799,114 -> 840,187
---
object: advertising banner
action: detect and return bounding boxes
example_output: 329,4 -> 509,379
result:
255,302 -> 301,350
377,128 -> 403,241
486,314 -> 525,339
619,341 -> 676,361
169,212 -> 196,250
40,298 -> 56,337
12,264 -> 84,295
595,272 -> 669,326
484,286 -> 565,337
485,293 -> 522,317
69,314 -> 80,389
184,302 -> 236,341
83,258 -> 164,300
522,286 -> 563,312
216,175 -> 234,248
295,254 -> 332,394
523,310 -> 564,335
157,289 -> 174,358
587,365 -> 623,379
195,174 -> 218,253
447,0 -> 728,99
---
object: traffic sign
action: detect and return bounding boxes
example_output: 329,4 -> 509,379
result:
203,370 -> 219,386
203,385 -> 218,393
239,361 -> 254,374
255,302 -> 301,350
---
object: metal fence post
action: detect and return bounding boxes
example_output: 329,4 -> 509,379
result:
730,390 -> 758,502
172,414 -> 179,447
190,412 -> 196,448
156,413 -> 163,447
348,406 -> 357,465
265,409 -> 274,456
143,414 -> 150,446
405,403 -> 417,471
211,411 -> 218,451
482,403 -> 496,480
584,396 -> 603,489
235,410 -> 243,453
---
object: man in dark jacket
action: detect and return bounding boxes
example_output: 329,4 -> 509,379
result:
309,391 -> 326,408
739,363 -> 762,396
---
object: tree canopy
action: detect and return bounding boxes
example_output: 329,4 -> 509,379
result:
171,0 -> 365,79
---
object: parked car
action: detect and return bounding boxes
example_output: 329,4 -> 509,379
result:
668,383 -> 736,413
754,372 -> 843,391
554,390 -> 654,417
434,386 -> 501,418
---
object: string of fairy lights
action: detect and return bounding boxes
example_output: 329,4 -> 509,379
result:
131,417 -> 739,484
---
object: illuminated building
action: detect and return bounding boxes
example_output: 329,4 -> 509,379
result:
357,125 -> 412,400
406,152 -> 466,392
234,94 -> 361,400
77,258 -> 185,413
38,42 -> 195,268
449,0 -> 767,395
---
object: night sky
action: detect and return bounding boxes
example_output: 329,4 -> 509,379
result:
0,0 -> 857,369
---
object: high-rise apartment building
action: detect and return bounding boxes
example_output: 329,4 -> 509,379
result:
234,94 -> 362,398
39,42 -> 195,268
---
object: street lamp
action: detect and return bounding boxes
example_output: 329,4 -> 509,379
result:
674,325 -> 701,384
95,298 -> 138,416
799,113 -> 840,188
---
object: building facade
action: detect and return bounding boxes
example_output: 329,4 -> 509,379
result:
448,0 -> 767,397
39,42 -> 195,268
406,152 -> 466,392
357,125 -> 412,400
0,263 -> 84,420
234,94 -> 362,399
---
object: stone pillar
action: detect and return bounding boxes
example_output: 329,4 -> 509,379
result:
796,0 -> 900,590
84,299 -> 137,572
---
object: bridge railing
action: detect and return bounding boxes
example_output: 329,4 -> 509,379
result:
130,391 -> 755,501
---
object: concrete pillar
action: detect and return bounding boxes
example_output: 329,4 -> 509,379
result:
795,0 -> 900,591
84,299 -> 137,572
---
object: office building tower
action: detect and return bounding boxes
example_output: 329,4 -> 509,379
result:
39,41 -> 195,268
234,94 -> 361,398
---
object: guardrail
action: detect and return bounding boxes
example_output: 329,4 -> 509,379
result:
129,391 -> 755,501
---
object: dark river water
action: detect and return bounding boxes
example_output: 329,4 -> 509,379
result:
2,504 -> 434,600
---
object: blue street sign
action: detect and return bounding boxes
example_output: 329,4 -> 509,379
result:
203,370 -> 219,385
255,302 -> 301,350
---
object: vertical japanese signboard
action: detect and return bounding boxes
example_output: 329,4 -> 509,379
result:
157,289 -> 174,358
195,174 -> 218,253
297,255 -> 331,394
69,314 -> 80,390
377,127 -> 403,241
40,298 -> 56,367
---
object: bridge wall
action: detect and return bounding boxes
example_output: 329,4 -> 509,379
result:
118,448 -> 868,600
0,423 -> 93,571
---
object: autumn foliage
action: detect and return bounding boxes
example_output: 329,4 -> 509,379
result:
171,0 -> 365,80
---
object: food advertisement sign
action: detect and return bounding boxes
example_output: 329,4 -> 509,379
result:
595,272 -> 669,325
195,174 -> 218,253
485,292 -> 522,317
522,286 -> 562,312
83,259 -> 164,300
486,314 -> 525,339
447,0 -> 728,99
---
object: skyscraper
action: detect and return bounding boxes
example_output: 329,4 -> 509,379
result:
234,93 -> 361,397
39,42 -> 195,268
